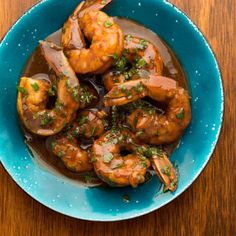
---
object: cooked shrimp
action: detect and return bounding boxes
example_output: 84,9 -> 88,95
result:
17,41 -> 80,136
61,0 -> 112,50
52,135 -> 93,172
71,110 -> 107,139
92,129 -> 150,187
104,35 -> 163,90
63,1 -> 124,74
104,75 -> 191,144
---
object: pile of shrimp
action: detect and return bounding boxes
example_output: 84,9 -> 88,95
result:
17,0 -> 191,192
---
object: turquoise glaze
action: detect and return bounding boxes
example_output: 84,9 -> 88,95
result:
0,0 -> 223,221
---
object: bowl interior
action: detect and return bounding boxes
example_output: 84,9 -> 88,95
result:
0,0 -> 223,221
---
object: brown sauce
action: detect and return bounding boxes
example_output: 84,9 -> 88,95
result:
20,17 -> 189,186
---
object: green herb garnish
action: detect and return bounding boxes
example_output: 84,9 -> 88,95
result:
17,86 -> 28,96
110,53 -> 119,60
51,141 -> 56,149
90,157 -> 97,163
31,82 -> 39,92
135,58 -> 147,69
103,153 -> 114,163
90,126 -> 97,137
48,85 -> 56,96
84,174 -> 93,183
116,57 -> 127,71
176,108 -> 185,119
161,167 -> 171,177
72,87 -> 79,102
55,100 -> 63,112
80,85 -> 95,105
125,35 -> 133,41
145,147 -> 163,158
77,116 -> 88,125
136,130 -> 144,137
40,113 -> 53,127
134,83 -> 144,93
139,39 -> 148,50
58,150 -> 65,158
104,21 -> 113,28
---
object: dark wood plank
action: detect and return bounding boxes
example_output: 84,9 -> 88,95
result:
0,0 -> 235,235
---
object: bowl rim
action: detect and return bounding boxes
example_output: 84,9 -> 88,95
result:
0,0 -> 224,221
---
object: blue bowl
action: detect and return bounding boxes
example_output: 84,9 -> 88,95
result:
0,0 -> 223,221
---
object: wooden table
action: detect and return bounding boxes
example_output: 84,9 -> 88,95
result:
0,0 -> 235,235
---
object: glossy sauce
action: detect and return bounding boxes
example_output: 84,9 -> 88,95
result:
20,18 -> 188,186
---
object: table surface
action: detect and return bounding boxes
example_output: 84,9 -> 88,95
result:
0,0 -> 235,235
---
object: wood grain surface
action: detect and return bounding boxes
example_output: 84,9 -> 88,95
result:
0,0 -> 235,235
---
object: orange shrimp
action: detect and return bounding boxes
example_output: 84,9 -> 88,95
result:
52,135 -> 93,173
17,41 -> 80,136
104,75 -> 191,144
61,0 -> 124,74
103,35 -> 163,90
92,129 -> 150,187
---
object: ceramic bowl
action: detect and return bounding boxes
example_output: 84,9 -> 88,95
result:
0,0 -> 223,221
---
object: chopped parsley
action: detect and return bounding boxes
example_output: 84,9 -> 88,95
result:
17,86 -> 28,96
136,130 -> 144,137
103,153 -> 113,163
72,87 -> 79,102
125,35 -> 133,41
77,116 -> 88,125
144,147 -> 163,158
80,85 -> 95,106
40,113 -> 53,127
51,141 -> 56,149
119,84 -> 127,93
134,83 -> 144,93
119,84 -> 132,99
111,162 -> 124,170
124,71 -> 131,81
115,57 -> 127,71
33,113 -> 39,120
48,85 -> 57,96
161,167 -> 171,177
104,21 -> 113,28
90,126 -> 97,137
176,108 -> 185,119
139,39 -> 148,50
141,159 -> 148,168
135,58 -> 147,69
31,82 -> 39,92
84,174 -> 93,183
90,156 -> 97,163
58,150 -> 65,158
55,100 -> 63,112
101,0 -> 106,4
110,53 -> 119,60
